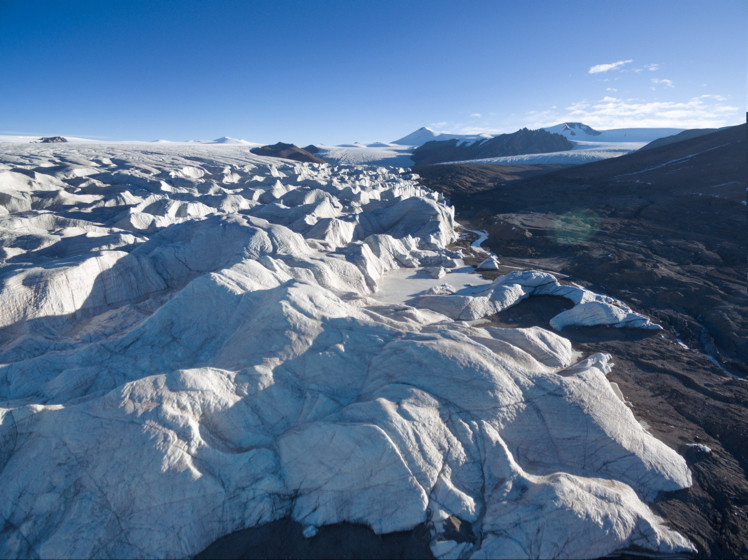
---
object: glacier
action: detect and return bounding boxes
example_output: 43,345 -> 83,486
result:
0,141 -> 694,558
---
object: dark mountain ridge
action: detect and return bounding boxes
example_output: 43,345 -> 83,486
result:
250,142 -> 327,164
411,127 -> 573,165
37,136 -> 68,143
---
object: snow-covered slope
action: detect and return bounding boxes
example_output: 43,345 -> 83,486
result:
210,136 -> 254,145
544,122 -> 684,143
0,141 -> 693,559
392,127 -> 492,147
313,142 -> 414,166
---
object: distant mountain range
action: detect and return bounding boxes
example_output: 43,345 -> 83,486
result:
243,123 -> 692,168
392,122 -> 685,148
312,123 -> 689,167
1,122 -> 702,168
329,123 -> 690,166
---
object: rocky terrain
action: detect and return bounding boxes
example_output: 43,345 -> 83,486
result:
410,163 -> 570,199
416,123 -> 748,557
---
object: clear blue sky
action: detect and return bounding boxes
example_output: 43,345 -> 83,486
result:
1,0 -> 745,144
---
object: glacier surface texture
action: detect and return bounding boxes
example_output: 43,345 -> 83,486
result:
0,142 -> 693,558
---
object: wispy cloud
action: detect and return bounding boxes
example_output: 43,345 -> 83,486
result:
645,63 -> 660,72
699,94 -> 727,102
430,93 -> 739,136
588,59 -> 633,74
651,78 -> 675,88
470,113 -> 482,118
526,94 -> 740,130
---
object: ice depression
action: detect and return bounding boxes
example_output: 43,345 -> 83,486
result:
0,141 -> 693,558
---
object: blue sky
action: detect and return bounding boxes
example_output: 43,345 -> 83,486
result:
1,0 -> 745,144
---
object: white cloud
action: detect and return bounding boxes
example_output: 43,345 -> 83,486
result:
652,78 -> 675,88
588,59 -> 633,74
526,94 -> 741,130
606,87 -> 618,92
646,63 -> 660,71
470,113 -> 482,118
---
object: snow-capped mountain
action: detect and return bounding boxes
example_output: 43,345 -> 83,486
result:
544,122 -> 684,143
392,126 -> 492,147
543,122 -> 603,138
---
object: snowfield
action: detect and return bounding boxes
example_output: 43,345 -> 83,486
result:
0,141 -> 693,559
312,142 -> 415,167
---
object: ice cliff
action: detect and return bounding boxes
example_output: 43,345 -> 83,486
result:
0,142 -> 693,558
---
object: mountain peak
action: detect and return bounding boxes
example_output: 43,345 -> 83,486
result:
392,127 -> 441,146
392,127 -> 491,147
544,122 -> 602,138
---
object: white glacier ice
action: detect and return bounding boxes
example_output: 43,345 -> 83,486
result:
0,141 -> 692,559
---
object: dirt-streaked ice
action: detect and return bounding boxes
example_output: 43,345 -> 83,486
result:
0,141 -> 692,559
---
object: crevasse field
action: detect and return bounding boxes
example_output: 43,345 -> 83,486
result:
0,142 -> 695,559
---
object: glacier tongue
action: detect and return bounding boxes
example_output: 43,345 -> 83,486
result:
0,142 -> 693,559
